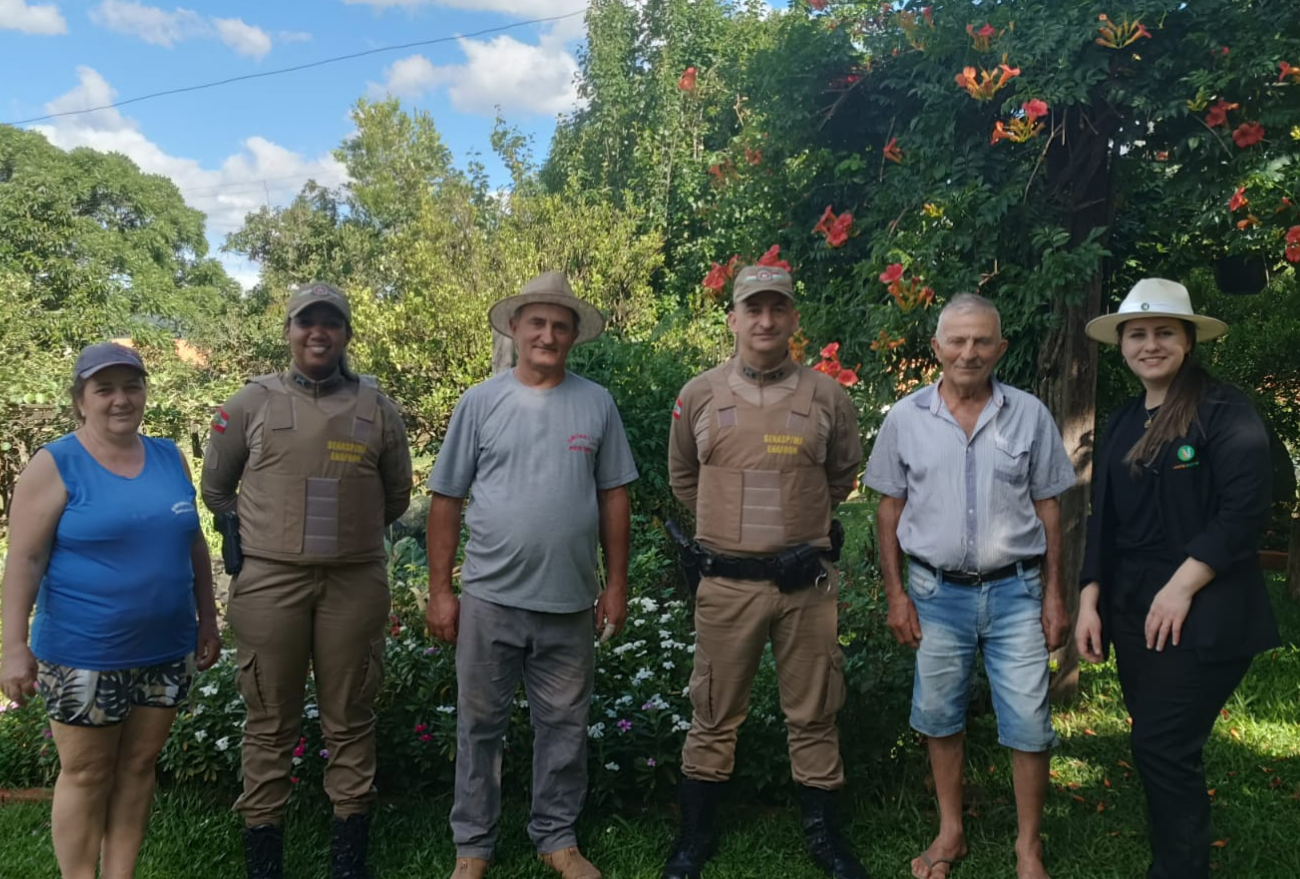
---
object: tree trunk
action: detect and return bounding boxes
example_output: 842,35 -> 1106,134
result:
1037,106 -> 1116,702
1287,511 -> 1300,602
491,329 -> 513,375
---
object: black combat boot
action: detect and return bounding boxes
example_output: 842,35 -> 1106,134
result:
662,778 -> 723,879
243,824 -> 284,879
331,813 -> 372,879
799,786 -> 870,879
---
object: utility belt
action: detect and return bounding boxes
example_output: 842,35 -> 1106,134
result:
667,520 -> 843,595
908,554 -> 1041,587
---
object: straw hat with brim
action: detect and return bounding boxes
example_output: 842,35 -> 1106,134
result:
1084,278 -> 1228,344
488,272 -> 606,345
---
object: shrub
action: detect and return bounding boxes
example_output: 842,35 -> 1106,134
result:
0,504 -> 915,810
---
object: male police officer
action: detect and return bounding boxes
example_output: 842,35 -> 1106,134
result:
664,265 -> 868,879
203,282 -> 412,879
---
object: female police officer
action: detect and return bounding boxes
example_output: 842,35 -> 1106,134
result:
203,282 -> 411,879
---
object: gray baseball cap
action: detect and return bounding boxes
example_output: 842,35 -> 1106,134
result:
287,281 -> 352,323
73,342 -> 147,380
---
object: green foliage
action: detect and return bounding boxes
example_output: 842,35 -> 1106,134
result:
545,0 -> 1300,420
0,127 -> 241,531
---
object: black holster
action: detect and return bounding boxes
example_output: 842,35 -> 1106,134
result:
214,511 -> 243,575
665,519 -> 702,595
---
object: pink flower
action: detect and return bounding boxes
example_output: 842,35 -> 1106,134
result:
879,263 -> 905,284
414,723 -> 427,734
617,718 -> 633,733
1228,187 -> 1248,212
1286,245 -> 1300,263
420,733 -> 433,742
1286,225 -> 1300,244
836,368 -> 859,387
677,67 -> 697,91
820,342 -> 840,358
1023,99 -> 1048,121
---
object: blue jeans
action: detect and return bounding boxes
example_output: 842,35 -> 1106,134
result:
908,561 -> 1056,752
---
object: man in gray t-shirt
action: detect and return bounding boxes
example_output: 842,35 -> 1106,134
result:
426,272 -> 637,879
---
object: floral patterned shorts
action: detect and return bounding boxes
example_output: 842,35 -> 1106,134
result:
36,654 -> 196,727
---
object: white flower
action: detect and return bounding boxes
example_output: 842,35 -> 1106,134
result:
215,736 -> 230,752
194,730 -> 208,742
633,668 -> 654,683
686,644 -> 696,653
304,704 -> 320,719
673,718 -> 692,733
634,596 -> 659,613
631,618 -> 645,628
604,761 -> 620,771
192,704 -> 204,716
199,684 -> 219,697
662,661 -> 675,670
588,722 -> 606,739
659,613 -> 673,624
606,708 -> 617,718
681,685 -> 691,696
644,694 -> 669,711
436,704 -> 456,714
615,695 -> 633,707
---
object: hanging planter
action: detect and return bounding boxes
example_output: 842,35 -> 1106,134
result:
1213,255 -> 1269,295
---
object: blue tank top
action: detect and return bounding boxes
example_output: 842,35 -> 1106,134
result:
30,434 -> 200,670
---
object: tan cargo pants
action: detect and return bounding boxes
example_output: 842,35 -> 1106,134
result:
227,555 -> 389,826
680,568 -> 847,789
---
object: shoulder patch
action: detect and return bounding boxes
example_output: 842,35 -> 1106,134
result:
211,407 -> 230,434
672,397 -> 683,420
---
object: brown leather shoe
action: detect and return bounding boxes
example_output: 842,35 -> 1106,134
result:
538,846 -> 602,879
448,856 -> 489,879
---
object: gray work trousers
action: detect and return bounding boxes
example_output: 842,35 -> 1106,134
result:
451,593 -> 594,859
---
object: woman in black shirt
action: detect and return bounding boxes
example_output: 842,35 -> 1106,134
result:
1076,278 -> 1279,879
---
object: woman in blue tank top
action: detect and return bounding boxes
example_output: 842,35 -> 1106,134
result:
0,342 -> 221,879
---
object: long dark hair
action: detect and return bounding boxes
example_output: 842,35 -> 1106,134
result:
1122,319 -> 1213,474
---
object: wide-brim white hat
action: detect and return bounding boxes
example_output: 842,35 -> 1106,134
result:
488,271 -> 606,345
1084,278 -> 1228,344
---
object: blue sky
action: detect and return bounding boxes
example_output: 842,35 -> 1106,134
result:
0,0 -> 596,286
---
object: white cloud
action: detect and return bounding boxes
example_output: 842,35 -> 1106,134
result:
373,55 -> 448,100
370,35 -> 580,117
88,1 -> 274,58
0,0 -> 67,35
89,0 -> 203,46
212,17 -> 271,59
33,67 -> 347,247
277,29 -> 312,43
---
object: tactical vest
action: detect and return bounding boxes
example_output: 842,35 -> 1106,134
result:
694,365 -> 833,555
237,373 -> 387,563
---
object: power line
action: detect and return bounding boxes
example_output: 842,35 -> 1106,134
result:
5,9 -> 587,127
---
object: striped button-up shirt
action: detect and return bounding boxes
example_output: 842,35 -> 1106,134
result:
862,378 -> 1076,572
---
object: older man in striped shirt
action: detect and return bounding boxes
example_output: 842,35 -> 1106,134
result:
863,293 -> 1075,879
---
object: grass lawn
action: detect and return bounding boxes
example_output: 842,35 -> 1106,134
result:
2,581 -> 1297,879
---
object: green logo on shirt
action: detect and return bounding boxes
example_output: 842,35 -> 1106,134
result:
1177,444 -> 1195,462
